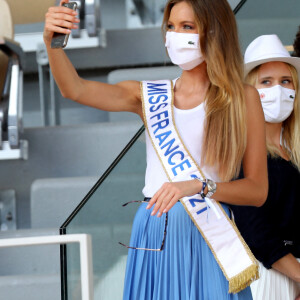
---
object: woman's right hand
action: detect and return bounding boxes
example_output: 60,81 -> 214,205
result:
43,0 -> 80,47
42,0 -> 141,115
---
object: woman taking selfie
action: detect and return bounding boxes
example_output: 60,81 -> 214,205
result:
44,0 -> 268,299
231,34 -> 300,300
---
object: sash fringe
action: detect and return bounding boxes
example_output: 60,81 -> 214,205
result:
229,264 -> 259,294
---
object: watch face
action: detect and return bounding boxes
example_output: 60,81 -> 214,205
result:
207,179 -> 217,194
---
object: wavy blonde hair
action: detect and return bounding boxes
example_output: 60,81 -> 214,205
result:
162,0 -> 247,181
246,64 -> 300,169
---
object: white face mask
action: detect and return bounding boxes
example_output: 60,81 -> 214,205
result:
165,31 -> 204,70
257,85 -> 295,123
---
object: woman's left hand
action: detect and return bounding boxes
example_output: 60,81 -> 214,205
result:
146,180 -> 202,217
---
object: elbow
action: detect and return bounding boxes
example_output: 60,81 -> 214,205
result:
255,194 -> 267,207
60,90 -> 69,99
254,183 -> 268,207
60,88 -> 80,102
60,78 -> 84,101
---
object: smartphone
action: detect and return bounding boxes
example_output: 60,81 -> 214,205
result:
51,2 -> 78,49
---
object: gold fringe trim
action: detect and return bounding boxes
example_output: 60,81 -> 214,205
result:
228,263 -> 259,294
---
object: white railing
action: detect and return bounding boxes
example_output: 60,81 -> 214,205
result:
0,234 -> 94,300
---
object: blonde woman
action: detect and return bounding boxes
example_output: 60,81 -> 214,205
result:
44,0 -> 267,298
231,35 -> 300,300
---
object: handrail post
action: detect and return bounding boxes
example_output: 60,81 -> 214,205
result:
80,234 -> 94,300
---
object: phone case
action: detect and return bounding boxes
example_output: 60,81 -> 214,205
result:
50,2 -> 78,49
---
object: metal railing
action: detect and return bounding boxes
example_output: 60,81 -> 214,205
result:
0,37 -> 27,160
0,234 -> 94,300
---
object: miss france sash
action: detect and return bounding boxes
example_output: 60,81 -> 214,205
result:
141,80 -> 259,293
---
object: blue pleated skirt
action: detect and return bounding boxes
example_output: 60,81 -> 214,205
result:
123,201 -> 252,300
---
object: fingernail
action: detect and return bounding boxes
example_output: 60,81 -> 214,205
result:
163,209 -> 167,213
67,29 -> 71,33
151,211 -> 155,216
146,205 -> 150,209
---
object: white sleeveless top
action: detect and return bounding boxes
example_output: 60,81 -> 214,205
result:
142,79 -> 220,197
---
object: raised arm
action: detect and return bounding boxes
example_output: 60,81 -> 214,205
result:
43,0 -> 142,115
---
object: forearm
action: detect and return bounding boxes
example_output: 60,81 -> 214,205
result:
46,45 -> 83,100
148,175 -> 267,217
272,253 -> 300,283
213,177 -> 268,207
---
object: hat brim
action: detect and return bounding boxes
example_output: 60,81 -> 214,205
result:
244,56 -> 300,84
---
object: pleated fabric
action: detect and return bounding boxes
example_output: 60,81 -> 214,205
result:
123,202 -> 252,300
250,260 -> 300,300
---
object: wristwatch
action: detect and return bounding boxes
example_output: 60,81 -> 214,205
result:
205,179 -> 217,198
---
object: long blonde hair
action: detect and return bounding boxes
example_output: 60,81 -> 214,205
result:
162,0 -> 247,181
246,64 -> 300,169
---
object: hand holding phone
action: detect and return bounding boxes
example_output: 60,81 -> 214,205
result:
51,2 -> 78,49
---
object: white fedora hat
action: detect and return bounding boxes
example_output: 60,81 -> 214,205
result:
244,34 -> 300,80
